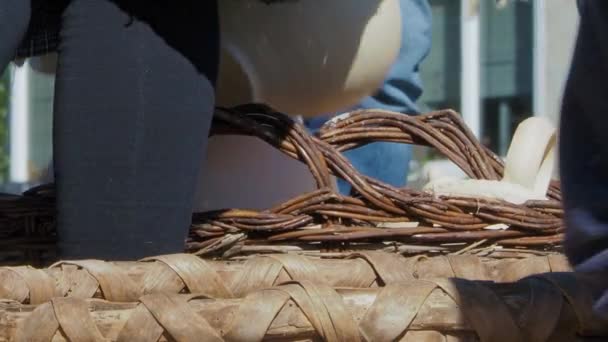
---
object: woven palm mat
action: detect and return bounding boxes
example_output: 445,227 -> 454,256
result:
0,104 -> 564,266
2,272 -> 607,341
0,252 -> 573,304
2,252 -> 608,341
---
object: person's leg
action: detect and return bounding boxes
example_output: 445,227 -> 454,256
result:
306,0 -> 432,194
0,0 -> 30,71
561,0 -> 608,316
54,0 -> 219,259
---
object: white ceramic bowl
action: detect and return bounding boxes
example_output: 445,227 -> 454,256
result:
216,0 -> 402,117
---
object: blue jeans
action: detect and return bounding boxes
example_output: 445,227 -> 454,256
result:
306,0 -> 432,194
561,0 -> 608,317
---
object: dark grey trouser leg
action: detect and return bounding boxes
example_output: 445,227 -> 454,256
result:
561,0 -> 608,317
0,0 -> 30,71
54,0 -> 219,260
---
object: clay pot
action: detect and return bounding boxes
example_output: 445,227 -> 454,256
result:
216,0 -> 402,117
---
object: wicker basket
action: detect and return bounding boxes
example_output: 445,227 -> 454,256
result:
0,105 -> 563,266
0,105 -> 565,265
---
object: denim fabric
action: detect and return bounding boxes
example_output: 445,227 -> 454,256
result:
306,0 -> 432,194
561,0 -> 608,317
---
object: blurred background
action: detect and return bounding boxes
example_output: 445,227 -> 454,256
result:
0,0 -> 579,193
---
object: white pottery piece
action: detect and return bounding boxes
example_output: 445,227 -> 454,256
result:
216,0 -> 402,117
423,117 -> 557,205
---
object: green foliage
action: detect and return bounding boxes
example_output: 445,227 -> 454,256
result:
0,71 -> 9,182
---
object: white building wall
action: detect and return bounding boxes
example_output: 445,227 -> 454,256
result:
534,0 -> 579,124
